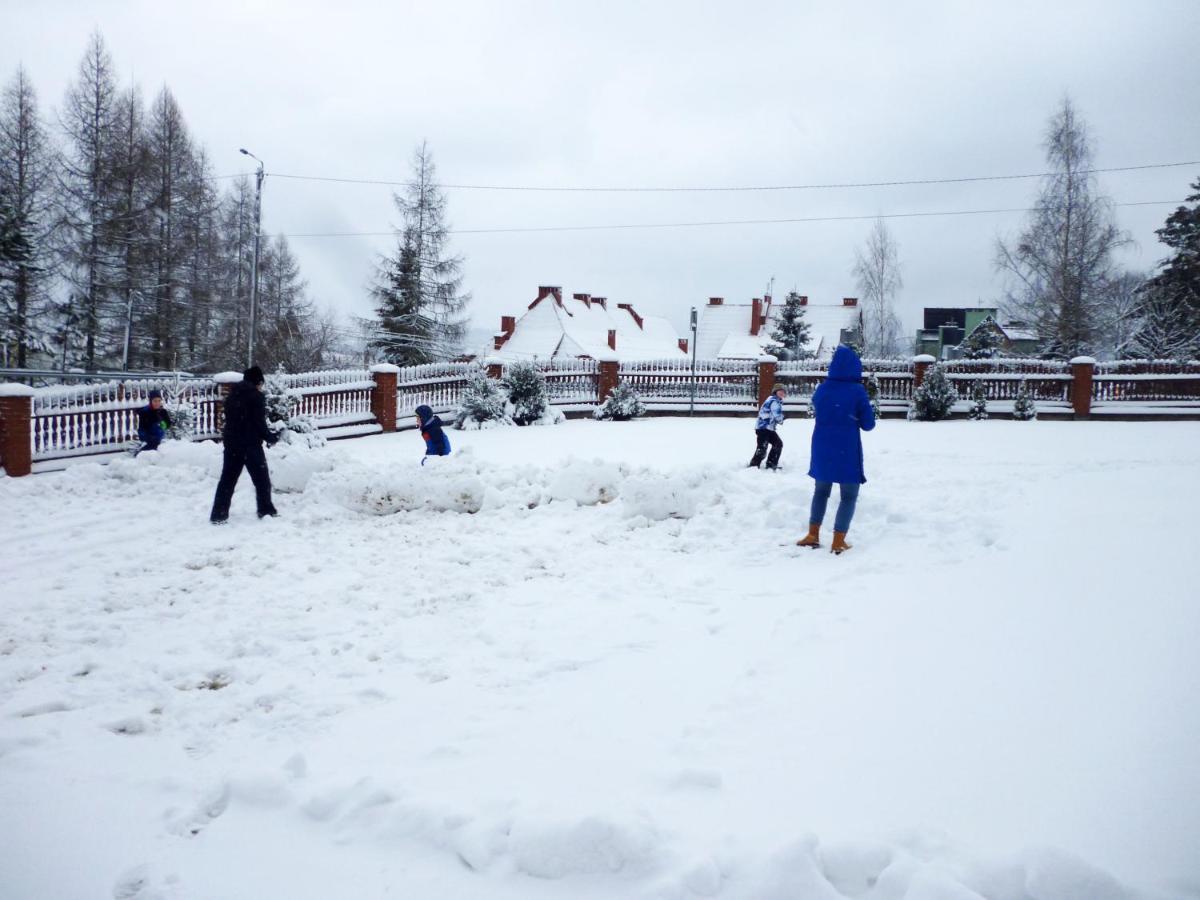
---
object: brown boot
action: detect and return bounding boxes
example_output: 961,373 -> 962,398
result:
796,524 -> 821,548
831,532 -> 852,554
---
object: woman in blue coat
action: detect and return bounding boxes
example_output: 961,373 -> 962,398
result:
797,345 -> 875,553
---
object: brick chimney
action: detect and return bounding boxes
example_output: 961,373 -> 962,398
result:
799,295 -> 808,306
678,338 -> 689,354
618,303 -> 644,330
592,296 -> 607,309
708,297 -> 724,306
607,329 -> 617,350
751,298 -> 763,336
531,285 -> 563,308
573,292 -> 591,308
843,297 -> 858,307
500,315 -> 515,334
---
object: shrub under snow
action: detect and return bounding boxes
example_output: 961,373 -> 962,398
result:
593,382 -> 647,421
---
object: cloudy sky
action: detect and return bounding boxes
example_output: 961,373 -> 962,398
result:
3,0 -> 1198,344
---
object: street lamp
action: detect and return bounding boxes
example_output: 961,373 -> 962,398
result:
240,148 -> 265,368
689,306 -> 698,416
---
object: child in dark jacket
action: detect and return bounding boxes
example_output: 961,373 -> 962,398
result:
797,345 -> 875,554
415,404 -> 451,463
136,390 -> 172,453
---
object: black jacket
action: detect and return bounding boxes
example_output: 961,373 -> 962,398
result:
136,405 -> 172,443
222,381 -> 275,449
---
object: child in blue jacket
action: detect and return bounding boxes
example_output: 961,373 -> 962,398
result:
136,390 -> 172,453
749,384 -> 787,469
797,346 -> 875,553
415,404 -> 451,464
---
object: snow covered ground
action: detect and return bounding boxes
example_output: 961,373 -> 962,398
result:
1,418 -> 1198,900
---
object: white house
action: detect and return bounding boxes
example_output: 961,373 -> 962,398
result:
695,295 -> 863,360
491,286 -> 688,361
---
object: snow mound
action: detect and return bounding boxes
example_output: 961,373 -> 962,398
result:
506,814 -> 661,879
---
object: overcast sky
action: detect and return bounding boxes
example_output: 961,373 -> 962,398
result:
3,0 -> 1198,343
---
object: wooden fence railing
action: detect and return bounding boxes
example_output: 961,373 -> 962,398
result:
3,356 -> 1199,475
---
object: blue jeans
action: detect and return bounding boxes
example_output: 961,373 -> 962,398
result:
810,481 -> 860,533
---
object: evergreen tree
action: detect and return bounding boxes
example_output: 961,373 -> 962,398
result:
1134,178 -> 1200,360
370,142 -> 469,364
766,291 -> 812,359
0,66 -> 56,367
959,317 -> 1004,359
996,97 -> 1129,358
263,369 -> 324,447
454,369 -> 511,429
1012,379 -> 1038,420
967,382 -> 989,420
164,399 -> 195,441
502,360 -> 561,426
594,381 -> 647,421
864,372 -> 881,419
908,363 -> 958,421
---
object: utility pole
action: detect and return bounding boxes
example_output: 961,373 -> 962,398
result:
241,148 -> 265,367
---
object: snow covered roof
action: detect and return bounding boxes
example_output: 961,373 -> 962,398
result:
696,297 -> 862,360
494,289 -> 686,362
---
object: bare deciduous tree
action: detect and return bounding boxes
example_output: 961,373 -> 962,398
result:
853,217 -> 903,357
996,97 -> 1129,358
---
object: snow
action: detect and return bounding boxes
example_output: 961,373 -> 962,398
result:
212,371 -> 243,384
0,383 -> 36,397
368,363 -> 400,374
1069,356 -> 1097,365
914,354 -> 938,363
1,419 -> 1198,900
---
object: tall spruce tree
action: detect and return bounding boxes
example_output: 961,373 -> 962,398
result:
996,97 -> 1129,358
1133,178 -> 1200,360
767,291 -> 812,359
0,66 -> 56,366
370,141 -> 469,364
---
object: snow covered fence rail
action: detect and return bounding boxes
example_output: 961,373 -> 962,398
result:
395,362 -> 479,419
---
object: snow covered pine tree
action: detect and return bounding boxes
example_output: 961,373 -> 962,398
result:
594,382 -> 646,421
908,364 -> 958,421
865,372 -> 882,419
1012,379 -> 1038,420
501,360 -> 563,426
968,382 -> 989,420
263,370 -> 325,447
454,369 -> 512,430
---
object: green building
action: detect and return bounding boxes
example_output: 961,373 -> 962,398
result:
915,307 -> 1039,358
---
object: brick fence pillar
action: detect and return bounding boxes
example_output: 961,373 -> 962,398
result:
913,354 -> 936,391
757,356 -> 778,408
213,371 -> 243,433
597,356 -> 619,403
0,384 -> 35,477
1069,356 -> 1096,419
486,361 -> 504,380
369,363 -> 399,432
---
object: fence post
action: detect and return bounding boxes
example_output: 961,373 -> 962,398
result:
369,363 -> 399,432
757,355 -> 778,408
913,354 -> 935,391
486,360 -> 504,380
597,354 -> 619,403
1069,356 -> 1095,419
0,384 -> 35,477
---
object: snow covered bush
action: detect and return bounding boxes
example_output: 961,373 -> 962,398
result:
164,401 -> 195,441
264,371 -> 326,448
908,364 -> 958,421
1012,379 -> 1038,420
593,382 -> 646,421
967,382 -> 989,420
454,369 -> 512,430
502,361 -> 563,427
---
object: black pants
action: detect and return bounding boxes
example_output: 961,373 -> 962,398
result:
210,443 -> 276,521
749,428 -> 783,468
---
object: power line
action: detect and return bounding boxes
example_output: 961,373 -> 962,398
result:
278,199 -> 1185,239
266,160 -> 1199,194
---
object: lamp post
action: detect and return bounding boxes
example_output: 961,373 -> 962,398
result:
240,148 -> 265,367
689,306 -> 698,416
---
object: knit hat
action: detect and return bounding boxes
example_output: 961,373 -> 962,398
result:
415,404 -> 433,424
243,366 -> 265,386
771,383 -> 787,394
147,389 -> 162,400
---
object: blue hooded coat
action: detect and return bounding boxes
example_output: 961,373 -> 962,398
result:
807,345 -> 875,484
416,405 -> 451,457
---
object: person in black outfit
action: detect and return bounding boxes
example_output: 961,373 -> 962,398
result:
210,366 -> 279,524
136,390 -> 172,453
